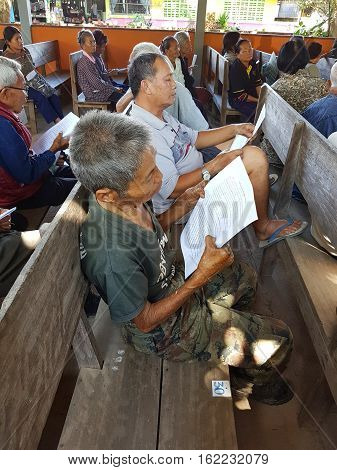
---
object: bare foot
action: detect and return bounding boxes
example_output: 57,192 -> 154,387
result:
255,219 -> 304,241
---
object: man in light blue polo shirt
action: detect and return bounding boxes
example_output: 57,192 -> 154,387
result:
127,53 -> 307,245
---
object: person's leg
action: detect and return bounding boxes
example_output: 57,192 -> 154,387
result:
0,230 -> 40,297
17,174 -> 76,209
240,146 -> 306,241
27,88 -> 60,124
204,264 -> 293,404
229,98 -> 257,123
48,94 -> 64,120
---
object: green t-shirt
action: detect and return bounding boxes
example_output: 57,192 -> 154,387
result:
80,197 -> 177,324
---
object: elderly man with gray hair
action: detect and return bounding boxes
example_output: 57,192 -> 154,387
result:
71,110 -> 295,405
0,56 -> 76,213
127,52 -> 307,246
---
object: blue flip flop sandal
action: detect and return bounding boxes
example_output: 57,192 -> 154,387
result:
259,217 -> 308,248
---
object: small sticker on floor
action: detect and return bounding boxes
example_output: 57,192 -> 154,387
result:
212,380 -> 231,397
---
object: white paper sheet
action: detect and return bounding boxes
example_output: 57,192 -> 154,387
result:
180,157 -> 258,278
0,207 -> 16,221
32,112 -> 79,155
230,104 -> 266,151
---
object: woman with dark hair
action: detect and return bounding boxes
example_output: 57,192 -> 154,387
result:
272,40 -> 327,113
221,31 -> 241,63
228,39 -> 262,122
92,29 -> 128,91
76,29 -> 125,110
306,41 -> 323,77
3,26 -> 63,124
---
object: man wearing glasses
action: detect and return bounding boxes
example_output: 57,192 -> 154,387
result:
0,57 -> 76,228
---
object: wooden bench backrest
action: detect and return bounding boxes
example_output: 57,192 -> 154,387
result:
26,40 -> 60,72
0,183 -> 89,449
204,46 -> 218,93
69,51 -> 83,106
260,84 -> 337,248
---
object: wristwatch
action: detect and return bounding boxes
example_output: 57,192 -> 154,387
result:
201,167 -> 211,182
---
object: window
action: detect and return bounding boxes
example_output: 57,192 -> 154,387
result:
223,0 -> 265,22
163,0 -> 197,19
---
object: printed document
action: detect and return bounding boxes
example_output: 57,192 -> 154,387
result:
32,112 -> 79,155
180,157 -> 258,278
230,104 -> 266,150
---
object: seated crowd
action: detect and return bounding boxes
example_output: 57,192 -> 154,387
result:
1,28 -> 336,406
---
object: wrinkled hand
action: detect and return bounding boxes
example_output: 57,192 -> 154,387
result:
0,209 -> 12,233
189,236 -> 234,287
236,123 -> 255,138
176,181 -> 206,212
49,133 -> 69,154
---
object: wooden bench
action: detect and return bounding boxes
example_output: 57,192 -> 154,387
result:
59,301 -> 238,450
69,51 -> 110,116
24,40 -> 70,134
0,183 -> 237,449
255,84 -> 337,404
203,45 -> 241,124
0,183 -> 103,449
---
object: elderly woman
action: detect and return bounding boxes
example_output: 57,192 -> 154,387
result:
221,30 -> 241,63
116,42 -> 208,131
0,57 -> 76,214
3,26 -> 63,124
174,30 -> 211,109
76,29 -> 125,109
229,39 -> 262,122
70,110 -> 295,406
159,36 -> 185,86
92,29 -> 128,92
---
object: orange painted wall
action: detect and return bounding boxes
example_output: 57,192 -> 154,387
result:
0,24 -> 335,71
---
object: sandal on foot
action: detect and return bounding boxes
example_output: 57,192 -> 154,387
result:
259,218 -> 308,248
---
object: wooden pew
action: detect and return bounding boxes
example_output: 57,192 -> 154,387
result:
0,183 -> 102,449
24,40 -> 70,134
69,51 -> 110,116
255,84 -> 337,404
203,46 -> 241,124
59,301 -> 238,450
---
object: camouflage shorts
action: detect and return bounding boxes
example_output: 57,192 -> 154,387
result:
122,260 -> 293,376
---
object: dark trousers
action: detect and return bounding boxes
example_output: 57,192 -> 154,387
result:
17,167 -> 76,210
28,88 -> 64,124
229,97 -> 257,123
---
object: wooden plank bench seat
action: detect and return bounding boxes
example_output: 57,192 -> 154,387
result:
203,46 -> 242,124
255,84 -> 337,403
59,301 -> 237,450
24,40 -> 70,134
0,183 -> 102,449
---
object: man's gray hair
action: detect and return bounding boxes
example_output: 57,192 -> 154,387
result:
330,62 -> 337,88
0,57 -> 22,88
70,111 -> 151,195
174,31 -> 190,47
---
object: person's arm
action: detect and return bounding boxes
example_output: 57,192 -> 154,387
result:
156,181 -> 205,232
195,123 -> 254,149
168,148 -> 243,198
133,236 -> 234,332
116,89 -> 133,113
0,124 -> 68,185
